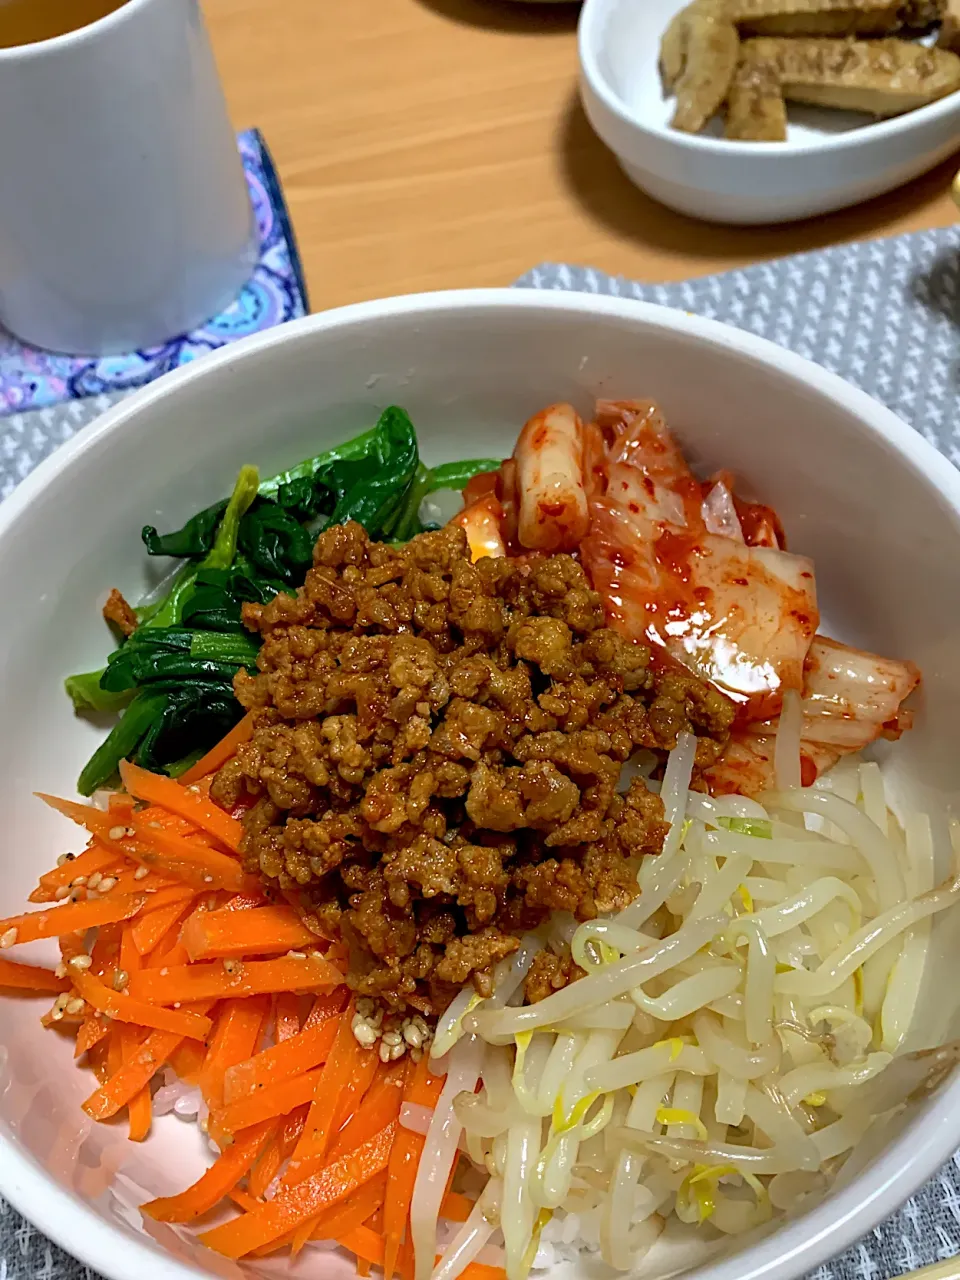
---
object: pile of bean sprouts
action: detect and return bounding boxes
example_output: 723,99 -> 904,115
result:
402,724 -> 960,1280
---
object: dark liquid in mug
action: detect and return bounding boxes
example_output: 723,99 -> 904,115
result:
0,0 -> 129,47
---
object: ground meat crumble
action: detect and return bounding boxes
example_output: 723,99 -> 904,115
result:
212,521 -> 734,1017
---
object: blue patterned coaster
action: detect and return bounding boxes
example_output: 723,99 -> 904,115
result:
0,129 -> 309,415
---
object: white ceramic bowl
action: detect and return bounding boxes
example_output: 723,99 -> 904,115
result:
3,288 -> 960,1280
579,0 -> 960,223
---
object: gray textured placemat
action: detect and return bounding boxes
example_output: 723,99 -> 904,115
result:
4,227 -> 960,1280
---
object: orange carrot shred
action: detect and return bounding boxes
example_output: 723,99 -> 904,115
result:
127,954 -> 340,1005
383,1054 -> 443,1280
0,957 -> 69,993
181,905 -> 320,962
72,969 -> 212,1040
199,995 -> 270,1110
75,1012 -> 109,1058
275,991 -> 301,1042
214,1065 -> 326,1137
142,1119 -> 276,1223
199,1120 -> 397,1259
222,1003 -> 342,1105
0,893 -> 145,945
179,712 -> 254,784
33,845 -> 116,901
285,1008 -> 364,1179
119,760 -> 244,851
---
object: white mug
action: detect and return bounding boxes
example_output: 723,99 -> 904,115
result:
0,0 -> 257,356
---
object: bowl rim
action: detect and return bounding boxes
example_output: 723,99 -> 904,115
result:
3,285 -> 960,1280
578,0 -> 960,159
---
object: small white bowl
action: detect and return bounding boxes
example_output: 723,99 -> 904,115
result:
579,0 -> 960,223
3,289 -> 960,1280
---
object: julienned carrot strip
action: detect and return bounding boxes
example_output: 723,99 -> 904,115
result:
143,1119 -> 277,1223
222,1007 -> 341,1105
119,925 -> 141,978
33,845 -> 116,900
119,760 -> 244,852
75,1013 -> 109,1058
441,1191 -> 475,1224
82,1002 -> 214,1120
292,1171 -> 387,1257
286,1010 -> 362,1176
167,1038 -> 206,1084
132,883 -> 197,918
122,818 -> 252,892
72,970 -> 212,1040
0,957 -> 69,993
199,1120 -> 397,1259
0,894 -> 146,946
128,954 -> 340,1005
104,866 -> 176,896
230,1187 -> 262,1214
344,1230 -> 505,1280
328,1060 -> 405,1159
214,1065 -> 325,1136
121,1024 -> 153,1142
38,793 -> 252,893
383,1054 -> 445,1280
130,896 -> 195,957
108,793 -> 137,818
249,1104 -> 308,1199
275,992 -> 301,1042
179,712 -> 254,785
181,905 -> 320,962
199,995 -> 270,1110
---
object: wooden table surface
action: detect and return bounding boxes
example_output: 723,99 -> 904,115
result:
203,0 -> 960,311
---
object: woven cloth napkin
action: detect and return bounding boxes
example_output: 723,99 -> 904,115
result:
5,228 -> 960,1279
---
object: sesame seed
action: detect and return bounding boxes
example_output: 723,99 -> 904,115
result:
378,1041 -> 392,1062
382,1030 -> 402,1048
69,955 -> 93,971
86,873 -> 103,890
55,963 -> 68,980
56,854 -> 69,868
403,1023 -> 423,1048
0,927 -> 18,949
287,950 -> 306,959
54,886 -> 71,901
113,970 -> 129,991
134,866 -> 150,880
390,1042 -> 405,1061
108,826 -> 127,841
354,1022 -> 378,1048
160,967 -> 169,977
98,877 -> 117,893
222,959 -> 240,976
65,997 -> 85,1016
86,890 -> 100,902
71,876 -> 88,888
203,876 -> 214,884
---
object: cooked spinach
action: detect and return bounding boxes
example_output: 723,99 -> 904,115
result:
66,407 -> 500,794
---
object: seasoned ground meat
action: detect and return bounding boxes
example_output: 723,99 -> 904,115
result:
524,949 -> 583,1004
103,587 -> 138,637
213,521 -> 734,1016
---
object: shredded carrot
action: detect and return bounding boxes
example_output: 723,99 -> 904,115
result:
72,969 -> 212,1040
199,995 -> 270,1110
32,845 -> 117,901
130,898 -> 195,957
285,1008 -> 364,1178
39,793 -> 252,893
143,1119 -> 277,1223
343,1230 -> 505,1280
383,1054 -> 444,1280
292,1172 -> 387,1258
199,1120 -> 397,1259
75,1013 -> 109,1058
0,894 -> 145,945
275,991 -> 301,1042
214,1065 -> 326,1136
181,904 -> 321,962
179,713 -> 255,785
249,1104 -> 308,1199
0,957 -> 69,993
229,1187 -> 262,1214
441,1191 -> 475,1224
82,1002 -> 213,1120
119,760 -> 244,852
121,1024 -> 153,1142
128,953 -> 339,1005
328,1060 -> 405,1159
167,1037 -> 206,1084
222,999 -> 343,1104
